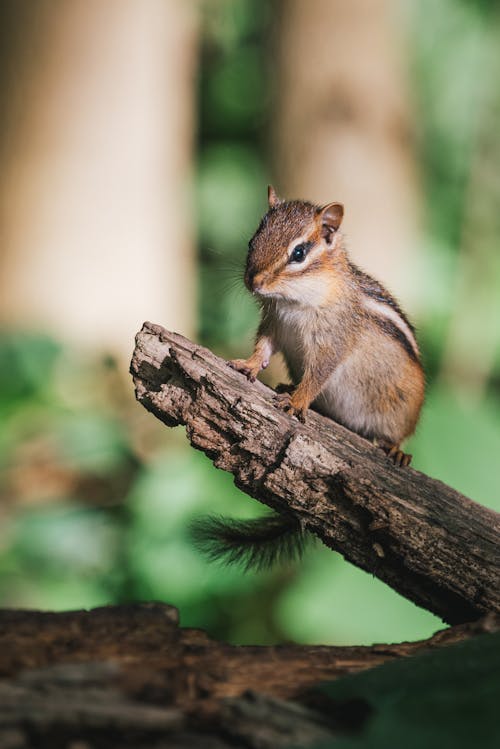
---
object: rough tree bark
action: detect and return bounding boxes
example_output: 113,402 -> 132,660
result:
0,603 -> 498,748
130,323 -> 500,625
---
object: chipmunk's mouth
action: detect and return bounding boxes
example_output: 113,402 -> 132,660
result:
246,266 -> 280,295
249,280 -> 271,296
246,270 -> 290,300
253,287 -> 288,301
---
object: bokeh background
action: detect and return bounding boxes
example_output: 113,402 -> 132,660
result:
1,0 -> 499,646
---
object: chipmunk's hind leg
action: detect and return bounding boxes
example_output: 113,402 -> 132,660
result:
376,439 -> 412,467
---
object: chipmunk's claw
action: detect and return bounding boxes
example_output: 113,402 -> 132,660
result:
273,391 -> 292,409
227,359 -> 258,382
293,407 -> 307,423
379,443 -> 412,467
273,391 -> 307,422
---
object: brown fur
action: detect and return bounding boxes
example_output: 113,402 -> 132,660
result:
231,190 -> 425,462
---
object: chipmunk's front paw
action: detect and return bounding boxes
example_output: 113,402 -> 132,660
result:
228,359 -> 260,383
273,391 -> 307,422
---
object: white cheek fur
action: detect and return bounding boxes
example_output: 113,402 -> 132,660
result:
273,275 -> 330,306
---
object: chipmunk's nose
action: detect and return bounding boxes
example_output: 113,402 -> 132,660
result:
245,263 -> 265,292
244,268 -> 255,290
245,268 -> 263,292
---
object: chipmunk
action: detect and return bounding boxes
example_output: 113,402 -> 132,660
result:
191,186 -> 425,570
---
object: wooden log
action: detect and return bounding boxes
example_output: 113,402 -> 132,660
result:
0,604 -> 497,748
130,322 -> 500,624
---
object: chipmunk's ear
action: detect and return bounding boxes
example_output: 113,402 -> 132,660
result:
318,202 -> 344,244
267,185 -> 282,208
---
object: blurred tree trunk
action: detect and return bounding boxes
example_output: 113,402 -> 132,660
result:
271,0 -> 421,308
439,15 -> 500,397
0,0 -> 198,358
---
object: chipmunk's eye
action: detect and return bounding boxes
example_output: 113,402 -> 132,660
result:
289,243 -> 308,263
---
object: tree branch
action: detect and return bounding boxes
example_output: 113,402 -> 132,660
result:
130,322 -> 500,624
0,604 -> 498,748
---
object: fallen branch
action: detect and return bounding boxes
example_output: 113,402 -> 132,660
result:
2,604 -> 497,698
0,604 -> 498,748
130,323 -> 500,624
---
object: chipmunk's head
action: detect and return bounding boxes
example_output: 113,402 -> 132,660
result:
245,186 -> 344,305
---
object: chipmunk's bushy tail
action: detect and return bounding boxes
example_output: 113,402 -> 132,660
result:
189,513 -> 307,572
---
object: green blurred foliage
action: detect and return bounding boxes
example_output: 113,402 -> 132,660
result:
312,631 -> 500,748
197,142 -> 264,346
410,386 -> 500,510
0,0 -> 499,656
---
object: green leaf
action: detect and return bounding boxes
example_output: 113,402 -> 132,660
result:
312,632 -> 500,749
